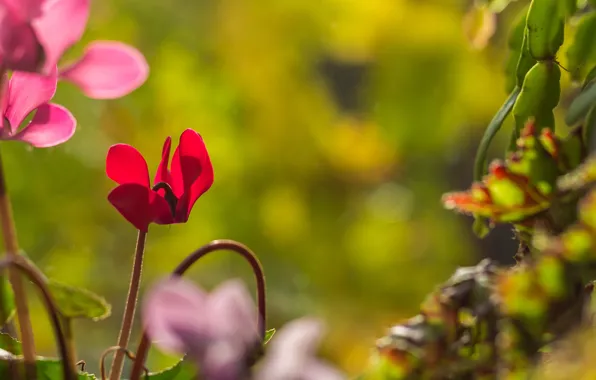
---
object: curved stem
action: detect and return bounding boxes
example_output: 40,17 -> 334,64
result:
0,146 -> 36,375
129,239 -> 267,380
109,230 -> 147,380
0,256 -> 75,380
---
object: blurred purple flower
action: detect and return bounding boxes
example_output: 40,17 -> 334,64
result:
255,318 -> 346,380
142,278 -> 261,380
0,69 -> 75,147
0,0 -> 148,99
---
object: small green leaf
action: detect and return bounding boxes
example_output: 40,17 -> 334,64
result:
504,5 -> 531,93
264,328 -> 276,344
0,333 -> 21,355
585,104 -> 596,151
513,61 -> 561,133
47,280 -> 111,321
566,80 -> 596,126
526,0 -> 565,60
583,66 -> 596,90
146,358 -> 197,380
0,274 -> 15,328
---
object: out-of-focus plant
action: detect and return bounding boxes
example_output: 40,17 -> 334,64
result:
362,0 -> 596,378
2,0 -> 596,379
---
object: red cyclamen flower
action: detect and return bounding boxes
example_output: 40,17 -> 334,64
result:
106,129 -> 214,232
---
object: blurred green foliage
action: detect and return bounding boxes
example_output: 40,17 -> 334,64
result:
0,0 -> 527,376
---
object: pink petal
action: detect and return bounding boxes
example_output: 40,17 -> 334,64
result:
4,0 -> 44,20
32,0 -> 90,73
59,41 -> 149,99
171,129 -> 214,222
207,280 -> 259,348
142,278 -> 209,354
10,103 -> 75,147
154,136 -> 173,188
0,6 -> 43,72
5,69 -> 57,131
106,144 -> 150,186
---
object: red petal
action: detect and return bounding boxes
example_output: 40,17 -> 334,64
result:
170,129 -> 214,222
153,136 -> 173,191
106,144 -> 150,186
108,184 -> 173,231
108,184 -> 153,232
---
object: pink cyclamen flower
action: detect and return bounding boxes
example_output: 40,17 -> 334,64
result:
255,318 -> 346,380
0,69 -> 75,147
1,0 -> 148,99
142,278 -> 261,380
0,1 -> 44,71
106,129 -> 214,232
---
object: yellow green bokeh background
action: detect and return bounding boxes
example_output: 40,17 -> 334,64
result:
1,0 -> 536,376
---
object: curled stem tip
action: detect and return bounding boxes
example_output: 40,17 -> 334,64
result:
129,239 -> 267,380
100,346 -> 148,380
0,256 -> 75,380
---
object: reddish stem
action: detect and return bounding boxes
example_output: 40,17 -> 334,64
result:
128,239 -> 267,380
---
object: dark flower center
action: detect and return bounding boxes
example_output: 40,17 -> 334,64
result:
152,182 -> 178,216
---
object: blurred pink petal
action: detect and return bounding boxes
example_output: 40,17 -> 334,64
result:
143,278 -> 260,380
4,0 -> 44,19
11,103 -> 75,147
5,69 -> 57,131
106,144 -> 151,187
60,41 -> 149,99
142,278 -> 209,354
256,318 -> 346,380
32,0 -> 90,73
0,5 -> 43,72
207,280 -> 260,348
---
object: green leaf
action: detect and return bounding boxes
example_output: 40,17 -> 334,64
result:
504,5 -> 531,93
583,66 -> 596,90
487,0 -> 519,13
513,61 -> 561,133
566,80 -> 596,126
526,0 -> 565,60
0,333 -> 21,355
146,358 -> 197,380
585,104 -> 596,151
0,274 -> 15,328
566,13 -> 596,81
47,280 -> 111,321
559,0 -> 577,18
474,89 -> 520,182
264,328 -> 276,344
0,356 -> 97,379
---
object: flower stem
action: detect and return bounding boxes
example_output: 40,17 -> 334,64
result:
0,255 -> 75,380
61,316 -> 77,371
129,239 -> 267,380
0,147 -> 36,374
109,229 -> 147,380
